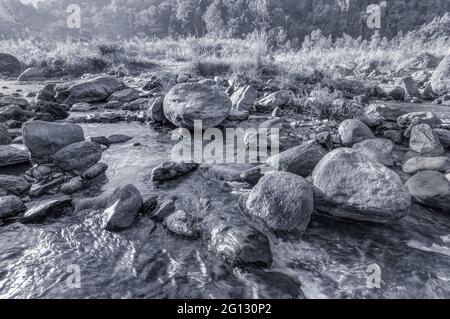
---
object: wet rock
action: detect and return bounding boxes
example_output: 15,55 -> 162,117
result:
383,130 -> 402,143
0,53 -> 21,76
81,163 -> 108,180
34,101 -> 69,120
0,175 -> 30,195
107,88 -> 141,103
397,112 -> 442,128
21,196 -> 73,223
150,199 -> 176,222
409,124 -> 444,156
164,210 -> 201,239
0,196 -> 26,220
54,141 -> 102,171
60,177 -> 84,195
255,90 -> 292,113
0,96 -> 29,109
151,161 -> 199,182
0,129 -> 12,145
23,121 -> 85,164
29,177 -> 65,197
230,85 -> 257,111
399,76 -> 421,98
245,172 -> 314,232
70,102 -> 98,112
0,145 -> 30,167
17,67 -> 46,81
164,83 -> 232,129
55,76 -> 124,106
204,215 -> 272,268
102,184 -> 143,231
266,142 -> 326,177
312,148 -> 411,223
146,97 -> 167,123
353,138 -> 394,167
36,84 -> 55,102
430,53 -> 450,95
89,136 -> 110,147
406,170 -> 450,214
240,165 -> 265,186
403,156 -> 450,174
433,129 -> 450,149
140,197 -> 157,215
338,119 -> 375,146
107,134 -> 133,144
0,105 -> 27,122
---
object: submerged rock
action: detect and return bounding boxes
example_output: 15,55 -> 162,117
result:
107,134 -> 133,144
338,119 -> 375,146
352,138 -> 394,167
0,196 -> 26,220
21,196 -> 73,223
102,184 -> 143,231
312,148 -> 411,223
245,172 -> 314,232
409,124 -> 444,156
54,141 -> 102,171
151,161 -> 199,182
164,210 -> 201,239
0,145 -> 30,167
23,121 -> 85,164
0,175 -> 30,195
403,156 -> 450,174
164,82 -> 232,129
406,170 -> 450,214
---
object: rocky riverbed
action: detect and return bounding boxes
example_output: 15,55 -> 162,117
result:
1,54 -> 450,298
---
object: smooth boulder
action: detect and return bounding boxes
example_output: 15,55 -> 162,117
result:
403,156 -> 450,174
54,141 -> 102,171
0,53 -> 21,76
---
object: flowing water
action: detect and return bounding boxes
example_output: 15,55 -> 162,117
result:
0,81 -> 449,299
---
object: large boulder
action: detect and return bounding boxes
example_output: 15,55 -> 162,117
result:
55,76 -> 124,106
0,53 -> 21,76
54,141 -> 102,171
312,148 -> 411,223
409,124 -> 444,156
406,170 -> 450,214
338,119 -> 375,146
255,90 -> 292,113
0,96 -> 30,109
163,83 -> 232,129
230,85 -> 257,111
36,84 -> 55,102
430,53 -> 450,96
23,121 -> 85,164
34,101 -> 69,120
102,184 -> 143,231
403,156 -> 450,174
352,138 -> 394,167
0,145 -> 30,167
266,142 -> 326,177
0,196 -> 26,220
245,172 -> 314,232
0,175 -> 30,195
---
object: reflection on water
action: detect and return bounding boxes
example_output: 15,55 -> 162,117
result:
0,121 -> 449,299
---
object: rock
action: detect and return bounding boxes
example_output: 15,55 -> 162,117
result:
146,97 -> 167,123
55,76 -> 124,106
0,105 -> 28,122
102,184 -> 143,231
17,67 -> 46,81
364,104 -> 406,124
387,86 -> 405,101
433,129 -> 450,149
271,107 -> 282,117
354,94 -> 370,104
54,141 -> 102,171
227,110 -> 249,121
81,163 -> 108,180
164,210 -> 200,239
409,124 -> 444,155
0,96 -> 29,108
140,197 -> 157,215
399,76 -> 421,98
0,175 -> 30,195
266,142 -> 326,177
352,138 -> 394,167
163,83 -> 232,129
23,121 -> 85,164
34,101 -> 69,120
151,161 -> 199,182
89,136 -> 110,147
204,215 -> 272,268
0,196 -> 26,220
0,145 -> 30,167
150,199 -> 176,222
122,98 -> 148,111
338,119 -> 375,146
255,90 -> 292,113
107,88 -> 141,103
230,85 -> 257,111
245,172 -> 314,232
314,132 -> 333,149
61,177 -> 84,194
228,74 -> 248,88
240,166 -> 265,186
142,72 -> 176,92
197,79 -> 217,87
107,134 -> 133,144
430,53 -> 450,95
0,129 -> 12,145
403,156 -> 450,174
0,53 -> 21,76
36,84 -> 55,102
398,112 -> 442,128
21,196 -> 73,223
406,171 -> 450,214
70,102 -> 98,112
383,130 -> 402,143
29,177 -> 65,197
312,148 -> 411,223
